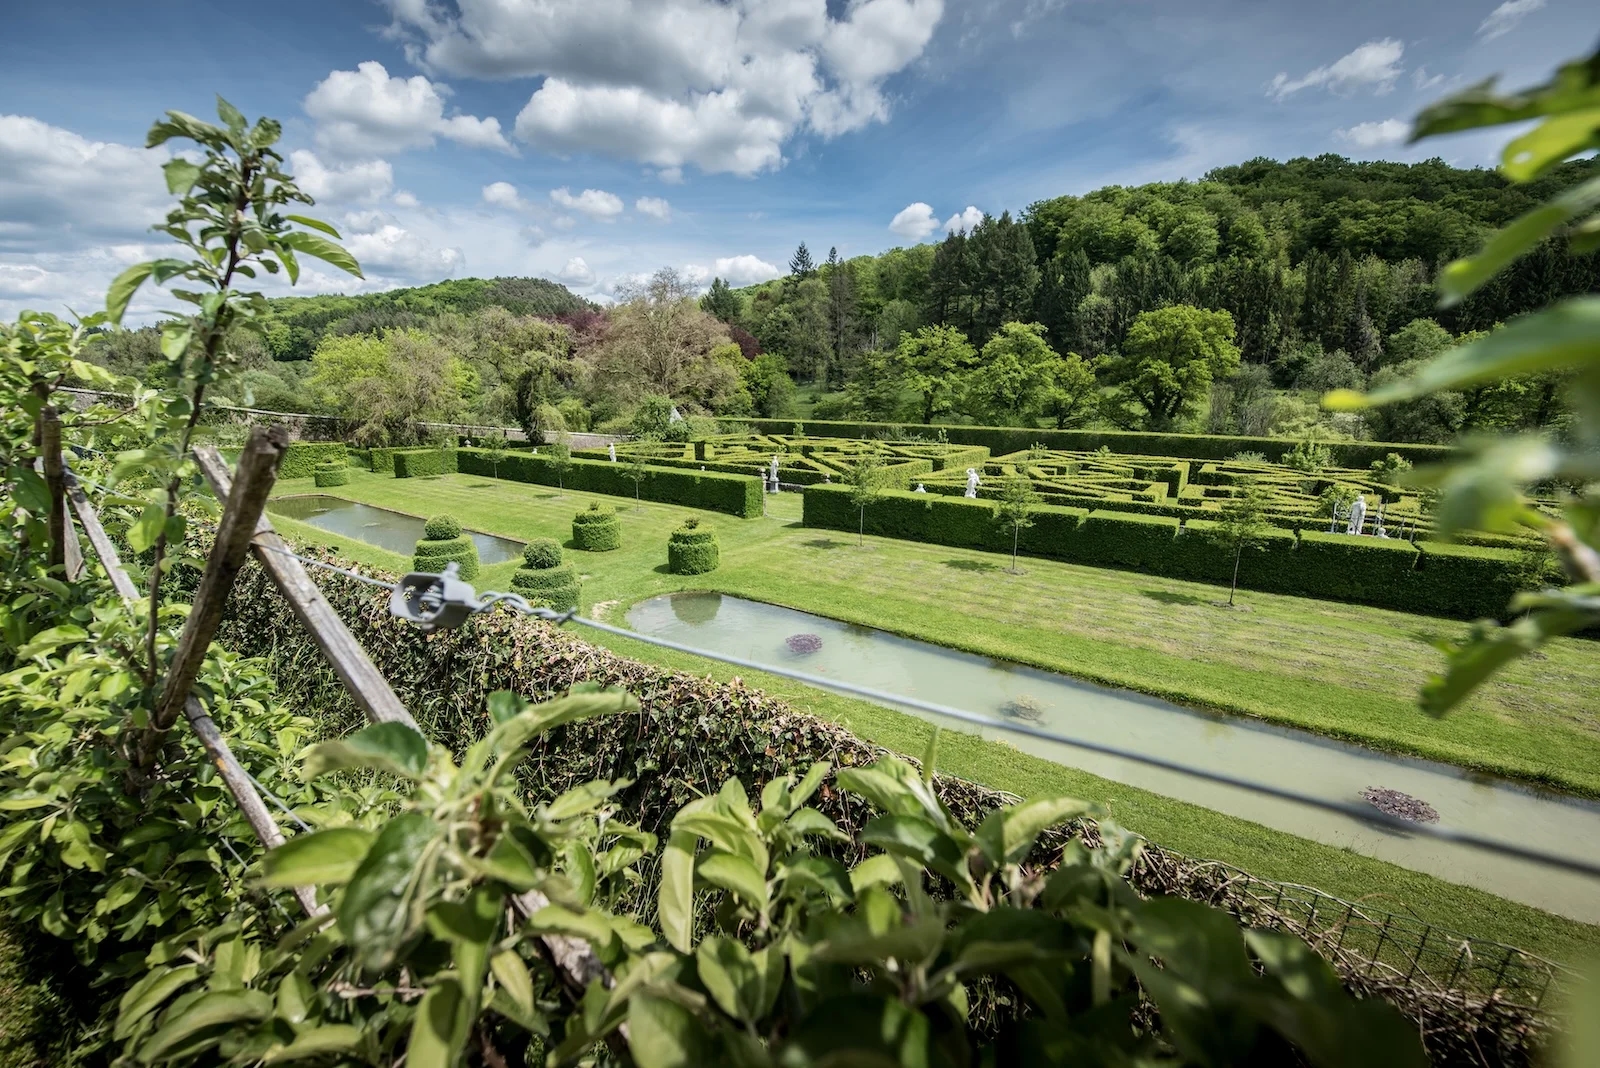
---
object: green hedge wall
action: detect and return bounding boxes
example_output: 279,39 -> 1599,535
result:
736,419 -> 1453,468
458,449 -> 763,518
413,534 -> 479,580
279,442 -> 347,479
393,448 -> 459,478
803,484 -> 1532,619
572,508 -> 623,552
668,526 -> 720,574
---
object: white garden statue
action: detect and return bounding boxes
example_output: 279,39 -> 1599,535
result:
913,483 -> 927,493
1346,493 -> 1368,536
770,455 -> 781,492
608,443 -> 616,462
964,468 -> 980,498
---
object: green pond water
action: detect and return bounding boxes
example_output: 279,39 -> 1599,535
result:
268,495 -> 524,565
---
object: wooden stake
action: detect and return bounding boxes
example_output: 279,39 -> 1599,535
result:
39,406 -> 66,572
150,426 -> 289,736
192,446 -> 419,732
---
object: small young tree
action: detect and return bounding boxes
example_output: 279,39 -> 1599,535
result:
993,473 -> 1040,574
1208,480 -> 1273,606
481,429 -> 508,480
626,445 -> 650,510
548,436 -> 573,495
846,452 -> 885,546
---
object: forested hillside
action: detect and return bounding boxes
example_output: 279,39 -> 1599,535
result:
722,155 -> 1598,441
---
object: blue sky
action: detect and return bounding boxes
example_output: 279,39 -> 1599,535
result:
0,0 -> 1593,320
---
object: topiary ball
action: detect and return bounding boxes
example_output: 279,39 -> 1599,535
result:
522,538 -> 563,570
424,513 -> 462,540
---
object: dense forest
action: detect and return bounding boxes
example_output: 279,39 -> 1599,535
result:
87,154 -> 1599,446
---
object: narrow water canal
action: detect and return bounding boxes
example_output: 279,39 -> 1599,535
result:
627,591 -> 1600,923
268,495 -> 524,565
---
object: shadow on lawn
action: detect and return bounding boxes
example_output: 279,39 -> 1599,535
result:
1140,589 -> 1207,607
801,538 -> 848,551
943,558 -> 1002,573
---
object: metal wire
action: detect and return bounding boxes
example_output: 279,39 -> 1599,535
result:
253,541 -> 401,592
266,545 -> 1600,882
242,767 -> 313,833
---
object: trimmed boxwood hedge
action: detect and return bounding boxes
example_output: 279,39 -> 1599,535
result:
511,538 -> 579,610
458,448 -> 763,518
1409,542 -> 1530,620
572,505 -> 622,551
735,419 -> 1453,468
413,520 -> 479,580
667,522 -> 719,574
279,441 -> 347,479
394,448 -> 459,478
312,462 -> 348,488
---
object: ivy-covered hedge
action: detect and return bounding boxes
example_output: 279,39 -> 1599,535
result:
736,419 -> 1453,468
278,441 -> 347,479
393,448 -> 459,478
458,448 -> 763,518
803,485 -> 1532,619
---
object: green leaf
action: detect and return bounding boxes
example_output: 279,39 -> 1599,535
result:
115,965 -> 201,1041
161,159 -> 202,196
627,993 -> 708,1068
405,977 -> 469,1068
695,935 -> 779,1023
106,262 -> 155,325
1409,49 -> 1600,142
486,690 -> 523,726
1326,297 -> 1600,409
1436,176 -> 1600,304
920,727 -> 940,786
489,690 -> 638,762
784,807 -> 848,841
779,855 -> 853,904
127,503 -> 166,554
259,827 -> 373,887
302,721 -> 428,781
975,796 -> 1093,869
490,950 -> 537,1020
659,830 -> 697,953
215,96 -> 247,137
789,761 -> 831,811
696,850 -> 768,911
337,812 -> 436,972
262,1025 -> 366,1064
280,231 -> 364,279
286,214 -> 341,238
1502,108 -> 1600,182
136,989 -> 271,1064
160,324 -> 193,362
16,624 -> 88,659
849,854 -> 903,893
1420,607 -> 1596,716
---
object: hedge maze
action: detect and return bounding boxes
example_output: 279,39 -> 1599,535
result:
584,434 -> 989,490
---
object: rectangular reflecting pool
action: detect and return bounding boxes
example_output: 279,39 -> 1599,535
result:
267,495 -> 524,565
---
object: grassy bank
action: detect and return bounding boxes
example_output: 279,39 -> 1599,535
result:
262,471 -> 1600,961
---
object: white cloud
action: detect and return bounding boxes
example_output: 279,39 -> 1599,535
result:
304,60 -> 512,157
681,263 -> 710,286
635,195 -> 672,221
482,181 -> 525,209
889,201 -> 939,241
393,191 -> 421,208
1478,0 -> 1545,41
712,254 -> 781,285
0,114 -> 169,252
0,263 -> 53,298
289,149 -> 395,203
1412,66 -> 1446,92
549,186 -> 624,219
1335,118 -> 1409,149
387,0 -> 945,176
944,205 -> 984,233
558,256 -> 595,285
343,217 -> 465,276
1269,39 -> 1405,99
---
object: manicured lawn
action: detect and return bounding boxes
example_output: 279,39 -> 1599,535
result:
264,470 -> 1600,961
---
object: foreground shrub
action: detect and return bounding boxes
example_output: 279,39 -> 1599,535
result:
311,460 -> 347,487
511,537 -> 579,610
571,501 -> 622,551
668,516 -> 719,574
413,512 -> 478,579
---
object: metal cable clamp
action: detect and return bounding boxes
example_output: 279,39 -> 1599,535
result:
388,562 -> 482,632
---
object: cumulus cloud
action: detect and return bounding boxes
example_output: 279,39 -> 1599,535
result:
712,254 -> 781,285
635,195 -> 672,221
1335,118 -> 1409,148
482,181 -> 526,209
558,256 -> 595,285
944,205 -> 984,233
0,114 -> 169,252
385,0 -> 945,176
342,217 -> 465,276
304,61 -> 512,157
888,201 -> 939,241
393,191 -> 421,208
1269,39 -> 1405,99
289,149 -> 395,203
1478,0 -> 1545,41
550,186 -> 624,219
1412,66 -> 1446,92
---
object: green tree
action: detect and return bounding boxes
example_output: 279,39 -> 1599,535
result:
1208,479 -> 1274,606
625,442 -> 651,509
1045,352 -> 1100,428
993,472 -> 1040,573
788,241 -> 815,279
959,322 -> 1063,426
1105,305 -> 1241,428
845,451 -> 885,546
480,429 -> 508,480
740,353 -> 796,417
1383,317 -> 1454,370
893,324 -> 977,422
547,437 -> 573,495
631,393 -> 675,438
700,276 -> 741,322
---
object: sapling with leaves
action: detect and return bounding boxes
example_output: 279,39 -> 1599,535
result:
548,436 -> 573,495
993,472 -> 1040,573
480,429 -> 508,480
845,450 -> 885,546
1207,479 -> 1274,606
101,97 -> 361,751
626,438 -> 652,509
1325,42 -> 1600,714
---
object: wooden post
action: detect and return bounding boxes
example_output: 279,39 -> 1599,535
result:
192,446 -> 419,732
64,459 -> 321,916
150,426 -> 289,736
39,406 -> 67,572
